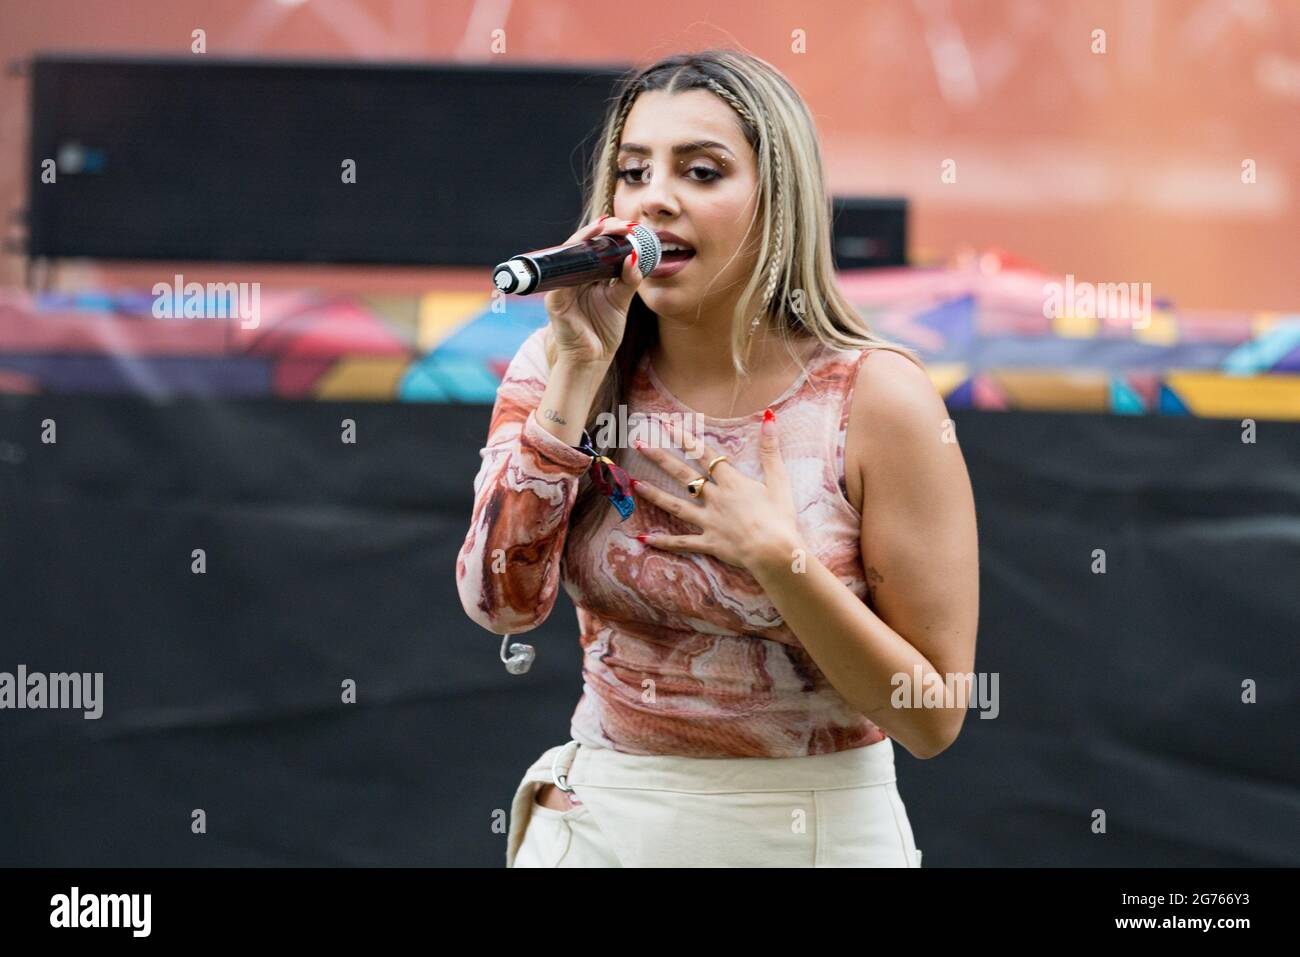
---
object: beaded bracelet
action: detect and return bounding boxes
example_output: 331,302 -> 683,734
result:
572,428 -> 635,521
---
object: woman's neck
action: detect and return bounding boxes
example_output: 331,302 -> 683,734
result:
649,321 -> 816,388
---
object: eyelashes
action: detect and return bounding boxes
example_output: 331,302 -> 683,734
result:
615,166 -> 722,186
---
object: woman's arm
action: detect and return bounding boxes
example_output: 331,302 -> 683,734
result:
455,327 -> 608,635
748,350 -> 980,758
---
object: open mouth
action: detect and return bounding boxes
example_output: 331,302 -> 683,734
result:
650,235 -> 696,278
649,248 -> 695,279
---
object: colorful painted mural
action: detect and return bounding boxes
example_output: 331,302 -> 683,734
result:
2,262 -> 1297,420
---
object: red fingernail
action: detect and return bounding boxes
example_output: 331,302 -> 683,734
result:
763,408 -> 775,422
630,251 -> 638,269
598,215 -> 610,224
630,478 -> 639,488
627,221 -> 639,229
636,534 -> 647,543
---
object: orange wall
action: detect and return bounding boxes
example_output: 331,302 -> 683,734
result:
1,0 -> 1296,310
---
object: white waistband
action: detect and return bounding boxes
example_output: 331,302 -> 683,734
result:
532,737 -> 898,794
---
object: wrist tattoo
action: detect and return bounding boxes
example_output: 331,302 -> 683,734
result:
542,408 -> 567,425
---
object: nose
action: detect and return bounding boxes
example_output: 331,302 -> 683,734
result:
635,164 -> 681,221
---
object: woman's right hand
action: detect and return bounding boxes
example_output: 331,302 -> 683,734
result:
544,216 -> 645,367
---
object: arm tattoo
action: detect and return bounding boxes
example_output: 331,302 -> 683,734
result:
542,408 -> 567,425
865,565 -> 884,608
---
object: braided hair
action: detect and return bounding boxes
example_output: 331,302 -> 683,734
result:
596,58 -> 786,336
557,49 -> 920,544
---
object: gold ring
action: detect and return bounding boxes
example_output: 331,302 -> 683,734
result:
706,455 -> 729,478
686,476 -> 708,498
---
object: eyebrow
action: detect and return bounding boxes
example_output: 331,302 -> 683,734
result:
618,140 -> 735,158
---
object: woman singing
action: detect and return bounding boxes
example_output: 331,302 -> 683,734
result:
456,49 -> 979,867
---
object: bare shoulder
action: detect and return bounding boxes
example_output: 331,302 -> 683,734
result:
842,348 -> 944,510
846,348 -> 946,453
857,343 -> 941,403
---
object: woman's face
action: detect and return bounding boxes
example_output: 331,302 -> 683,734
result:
613,89 -> 761,323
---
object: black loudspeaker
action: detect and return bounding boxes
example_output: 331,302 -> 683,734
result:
26,56 -> 624,266
830,196 -> 908,269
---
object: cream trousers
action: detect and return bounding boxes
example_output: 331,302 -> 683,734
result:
506,737 -> 922,868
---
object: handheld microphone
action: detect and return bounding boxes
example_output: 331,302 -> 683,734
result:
493,224 -> 661,295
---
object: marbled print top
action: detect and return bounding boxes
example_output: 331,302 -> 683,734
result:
455,326 -> 886,757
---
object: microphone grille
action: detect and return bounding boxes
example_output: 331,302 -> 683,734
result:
628,224 -> 662,277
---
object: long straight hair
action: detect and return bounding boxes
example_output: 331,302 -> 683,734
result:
548,49 -> 922,542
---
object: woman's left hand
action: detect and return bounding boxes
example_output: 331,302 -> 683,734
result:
630,410 -> 807,576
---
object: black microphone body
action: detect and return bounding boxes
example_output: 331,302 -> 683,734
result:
493,225 -> 661,294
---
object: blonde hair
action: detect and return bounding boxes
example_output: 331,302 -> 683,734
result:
551,48 -> 922,539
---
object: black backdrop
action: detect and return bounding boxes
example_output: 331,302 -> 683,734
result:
27,56 -> 620,265
1,393 -> 1297,866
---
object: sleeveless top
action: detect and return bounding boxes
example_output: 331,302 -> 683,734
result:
560,339 -> 885,758
454,327 -> 883,758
